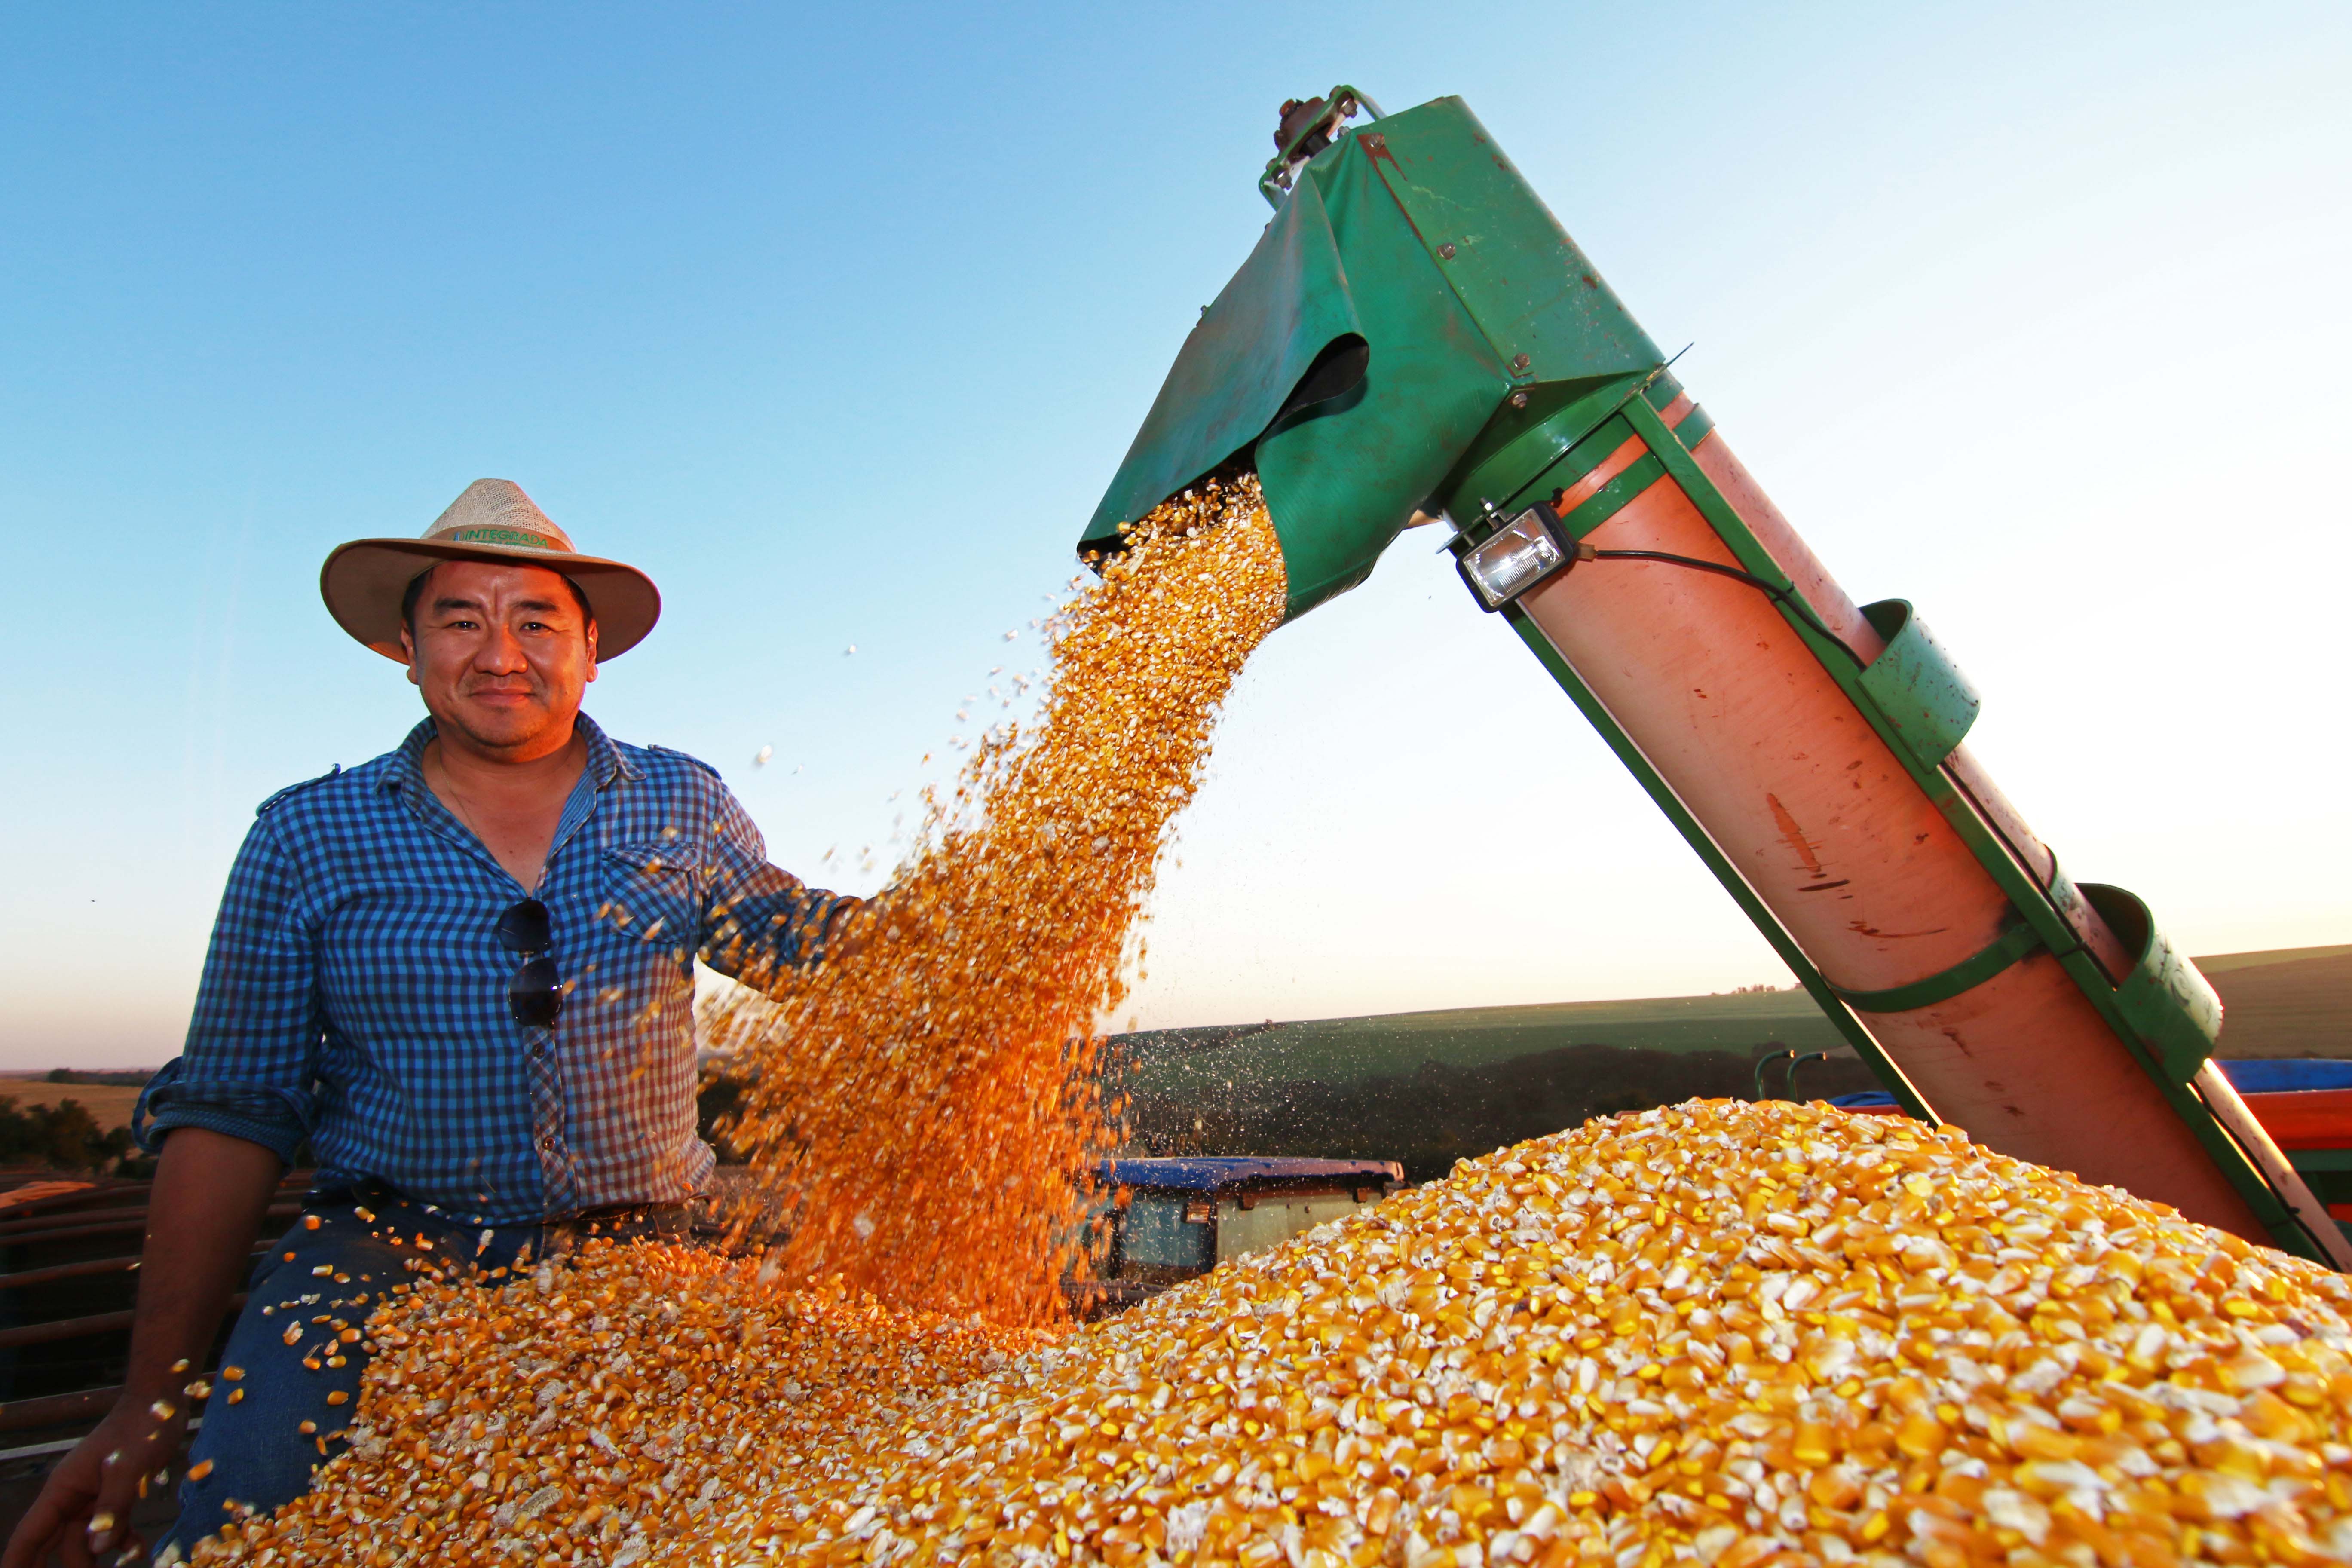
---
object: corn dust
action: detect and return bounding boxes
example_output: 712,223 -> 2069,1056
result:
199,1099 -> 2352,1567
702,475 -> 1288,1325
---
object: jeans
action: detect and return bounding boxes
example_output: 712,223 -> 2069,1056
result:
156,1188 -> 689,1564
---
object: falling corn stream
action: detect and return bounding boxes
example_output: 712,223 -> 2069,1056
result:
186,490 -> 2352,1567
693,472 -> 1288,1326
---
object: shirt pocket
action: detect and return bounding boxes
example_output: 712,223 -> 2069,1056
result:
600,842 -> 707,961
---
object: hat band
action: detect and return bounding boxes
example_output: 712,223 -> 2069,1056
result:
445,525 -> 565,551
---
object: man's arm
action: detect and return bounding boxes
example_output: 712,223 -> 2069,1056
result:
8,808 -> 324,1565
2,1130 -> 283,1568
136,814 -> 325,1163
697,787 -> 879,995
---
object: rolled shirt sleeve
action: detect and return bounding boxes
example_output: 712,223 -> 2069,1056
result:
695,786 -> 868,994
137,816 -> 323,1162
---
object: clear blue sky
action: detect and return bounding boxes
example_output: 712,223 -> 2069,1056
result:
4,3 -> 2347,1067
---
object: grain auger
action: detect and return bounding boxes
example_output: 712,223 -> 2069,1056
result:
1079,88 -> 2350,1268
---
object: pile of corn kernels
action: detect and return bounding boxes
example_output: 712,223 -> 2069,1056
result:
198,1099 -> 2352,1567
699,475 -> 1289,1324
186,1243 -> 1046,1567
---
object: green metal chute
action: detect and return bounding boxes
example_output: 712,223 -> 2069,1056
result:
1252,144 -> 1510,616
1087,97 -> 1668,619
1079,174 -> 1364,567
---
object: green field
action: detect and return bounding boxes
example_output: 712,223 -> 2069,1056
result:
2197,945 -> 2352,1060
1120,988 -> 1845,1099
1119,942 -> 2352,1099
2193,942 -> 2352,974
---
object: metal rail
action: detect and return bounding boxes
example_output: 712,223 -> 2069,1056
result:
0,1245 -> 270,1295
0,1174 -> 306,1237
0,1183 -> 143,1227
0,1202 -> 300,1251
0,1295 -> 246,1353
0,1386 -> 124,1436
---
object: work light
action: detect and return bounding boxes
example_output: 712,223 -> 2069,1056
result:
1456,503 -> 1585,611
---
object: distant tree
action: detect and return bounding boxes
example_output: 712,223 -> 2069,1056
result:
0,1093 -> 143,1172
35,1098 -> 101,1167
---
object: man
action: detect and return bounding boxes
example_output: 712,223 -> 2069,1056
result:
4,480 -> 859,1567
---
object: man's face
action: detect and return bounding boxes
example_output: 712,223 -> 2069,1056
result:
398,560 -> 599,759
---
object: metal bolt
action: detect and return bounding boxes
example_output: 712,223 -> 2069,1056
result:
1437,242 -> 1456,260
1362,133 -> 1384,150
1510,391 -> 1530,408
1511,352 -> 1531,371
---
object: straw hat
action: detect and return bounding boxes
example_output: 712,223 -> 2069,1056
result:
320,479 -> 662,661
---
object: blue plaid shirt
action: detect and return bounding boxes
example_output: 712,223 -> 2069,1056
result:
137,714 -> 855,1224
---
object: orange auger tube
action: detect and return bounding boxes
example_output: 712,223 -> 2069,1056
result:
1513,403 -> 2298,1240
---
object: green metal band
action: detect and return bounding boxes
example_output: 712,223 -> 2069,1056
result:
1829,920 -> 2044,1014
1855,600 -> 1981,770
2077,882 -> 2221,1085
1458,389 -> 1712,550
1546,398 -> 1712,539
1554,452 -> 1667,539
1526,409 -> 1639,507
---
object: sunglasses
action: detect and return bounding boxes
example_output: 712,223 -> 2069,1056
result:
495,898 -> 563,1029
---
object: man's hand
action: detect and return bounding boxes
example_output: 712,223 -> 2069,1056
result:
3,1128 -> 282,1568
3,1397 -> 188,1568
821,892 -> 886,965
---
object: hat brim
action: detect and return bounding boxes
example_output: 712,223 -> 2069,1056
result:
320,538 -> 662,662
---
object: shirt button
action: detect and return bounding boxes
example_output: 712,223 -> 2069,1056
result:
529,1041 -> 547,1058
539,1135 -> 557,1152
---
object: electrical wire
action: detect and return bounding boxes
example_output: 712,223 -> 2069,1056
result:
1587,548 -> 1870,668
